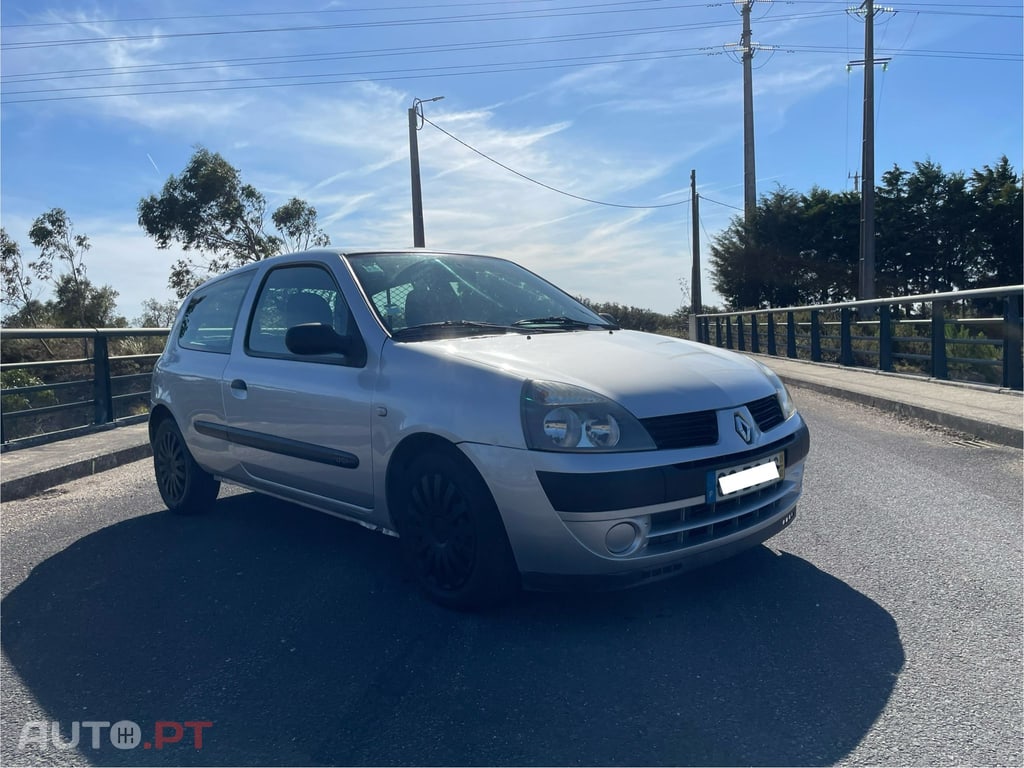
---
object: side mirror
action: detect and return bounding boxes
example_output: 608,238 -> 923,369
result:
285,323 -> 353,356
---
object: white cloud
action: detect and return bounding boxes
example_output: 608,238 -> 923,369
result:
17,0 -> 1010,321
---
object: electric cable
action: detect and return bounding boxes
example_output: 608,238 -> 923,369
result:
421,115 -> 689,209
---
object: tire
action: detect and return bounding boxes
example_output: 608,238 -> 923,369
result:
394,451 -> 520,610
152,418 -> 220,514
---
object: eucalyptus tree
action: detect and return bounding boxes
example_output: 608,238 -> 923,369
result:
138,147 -> 330,298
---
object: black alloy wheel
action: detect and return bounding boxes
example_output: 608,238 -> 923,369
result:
153,419 -> 219,514
397,451 -> 519,610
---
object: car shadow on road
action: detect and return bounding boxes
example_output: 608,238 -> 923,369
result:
2,491 -> 903,767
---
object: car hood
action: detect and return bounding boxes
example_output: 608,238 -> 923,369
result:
424,330 -> 776,417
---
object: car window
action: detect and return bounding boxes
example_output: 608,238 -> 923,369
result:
348,252 -> 606,335
177,271 -> 254,354
246,264 -> 358,363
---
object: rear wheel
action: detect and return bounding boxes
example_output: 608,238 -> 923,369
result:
153,419 -> 220,514
395,451 -> 519,610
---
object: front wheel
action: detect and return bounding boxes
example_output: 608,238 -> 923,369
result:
395,452 -> 519,610
152,418 -> 220,514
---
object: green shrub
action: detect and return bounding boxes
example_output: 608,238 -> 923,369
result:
0,369 -> 58,412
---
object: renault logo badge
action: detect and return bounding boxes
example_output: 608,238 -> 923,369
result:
734,411 -> 754,444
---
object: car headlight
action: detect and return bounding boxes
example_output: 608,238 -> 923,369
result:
521,380 -> 656,452
753,360 -> 796,420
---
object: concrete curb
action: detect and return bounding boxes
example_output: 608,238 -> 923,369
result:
1,443 -> 153,502
778,375 -> 1023,449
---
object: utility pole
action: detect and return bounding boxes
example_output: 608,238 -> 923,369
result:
408,96 -> 444,248
726,2 -> 771,224
690,169 -> 702,315
859,0 -> 876,300
849,1 -> 893,300
740,0 -> 757,225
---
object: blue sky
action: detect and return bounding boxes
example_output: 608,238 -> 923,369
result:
1,0 -> 1021,320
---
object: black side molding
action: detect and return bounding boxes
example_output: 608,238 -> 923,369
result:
194,421 -> 359,469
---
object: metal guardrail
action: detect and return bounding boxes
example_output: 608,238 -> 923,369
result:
2,288 -> 1021,448
696,286 -> 1023,391
1,327 -> 170,449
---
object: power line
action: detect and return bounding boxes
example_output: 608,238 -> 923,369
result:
5,0 -> 1016,29
0,0 -> 669,29
698,212 -> 715,245
2,0 -> 1016,98
775,44 -> 1019,60
6,48 -> 714,96
5,30 -> 1015,91
0,21 -> 748,83
700,196 -> 744,212
421,115 -> 689,209
0,2 -> 725,51
4,38 -> 1014,104
1,49 -> 719,100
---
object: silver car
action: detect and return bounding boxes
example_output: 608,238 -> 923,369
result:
150,249 -> 809,609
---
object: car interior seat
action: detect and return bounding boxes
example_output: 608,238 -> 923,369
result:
403,282 -> 459,328
286,291 -> 334,329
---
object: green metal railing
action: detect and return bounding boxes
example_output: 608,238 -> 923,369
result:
1,328 -> 170,448
696,286 -> 1023,391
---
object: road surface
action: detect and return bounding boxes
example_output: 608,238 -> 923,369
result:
1,388 -> 1021,766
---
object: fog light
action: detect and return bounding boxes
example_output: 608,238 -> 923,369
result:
605,522 -> 640,555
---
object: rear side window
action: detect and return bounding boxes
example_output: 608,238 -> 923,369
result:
177,272 -> 254,353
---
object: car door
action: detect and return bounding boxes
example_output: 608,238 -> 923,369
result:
160,269 -> 256,478
221,261 -> 375,514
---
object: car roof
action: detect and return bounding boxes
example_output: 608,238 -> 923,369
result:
187,248 -> 503,292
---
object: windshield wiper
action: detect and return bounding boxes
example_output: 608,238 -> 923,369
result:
392,320 -> 527,341
512,316 -> 618,331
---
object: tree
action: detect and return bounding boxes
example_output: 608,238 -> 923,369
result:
795,187 -> 859,304
709,186 -> 858,309
28,208 -> 92,328
273,197 -> 331,253
1,228 -> 43,326
708,217 -> 762,309
134,297 -> 180,328
138,147 -> 331,298
1,211 -> 124,331
968,156 -> 1022,288
876,160 -> 973,296
709,157 -> 1022,309
49,274 -> 125,327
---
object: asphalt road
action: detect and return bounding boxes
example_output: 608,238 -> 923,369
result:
1,388 -> 1021,767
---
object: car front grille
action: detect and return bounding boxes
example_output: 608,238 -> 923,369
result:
746,394 -> 785,431
638,394 -> 784,450
645,480 -> 793,555
640,410 -> 719,450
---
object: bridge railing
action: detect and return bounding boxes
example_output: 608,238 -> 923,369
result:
696,286 -> 1023,391
1,327 -> 170,449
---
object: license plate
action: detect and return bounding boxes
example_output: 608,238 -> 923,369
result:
714,452 -> 784,498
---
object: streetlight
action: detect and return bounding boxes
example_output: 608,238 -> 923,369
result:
408,96 -> 444,248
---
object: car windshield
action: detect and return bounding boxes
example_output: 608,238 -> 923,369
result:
345,252 -> 615,339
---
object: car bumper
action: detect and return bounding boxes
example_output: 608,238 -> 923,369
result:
459,418 -> 809,589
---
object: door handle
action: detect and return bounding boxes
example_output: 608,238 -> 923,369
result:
230,379 -> 247,391
229,379 -> 248,399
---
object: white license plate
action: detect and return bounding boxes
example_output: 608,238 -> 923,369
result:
715,453 -> 784,498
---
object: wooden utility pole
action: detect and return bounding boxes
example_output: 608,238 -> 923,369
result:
408,96 -> 444,248
408,105 -> 425,248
